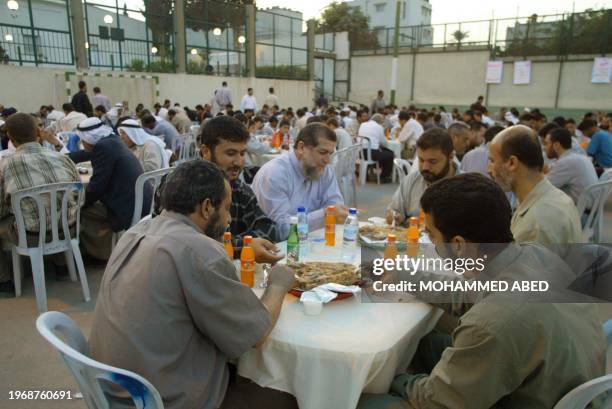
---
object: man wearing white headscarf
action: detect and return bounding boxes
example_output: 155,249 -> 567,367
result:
69,117 -> 150,260
118,119 -> 168,172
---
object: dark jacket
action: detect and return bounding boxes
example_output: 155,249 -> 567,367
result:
71,90 -> 93,117
70,135 -> 151,231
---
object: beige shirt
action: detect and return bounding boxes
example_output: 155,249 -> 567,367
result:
90,211 -> 271,409
171,112 -> 193,134
406,243 -> 606,408
132,139 -> 166,172
511,178 -> 582,244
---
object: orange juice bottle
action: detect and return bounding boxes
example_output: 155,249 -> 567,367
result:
385,128 -> 391,140
240,235 -> 255,287
272,131 -> 281,148
384,233 -> 398,259
325,205 -> 336,246
223,232 -> 234,259
419,209 -> 425,230
406,217 -> 420,258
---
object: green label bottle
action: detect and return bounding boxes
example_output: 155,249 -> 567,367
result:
287,216 -> 300,263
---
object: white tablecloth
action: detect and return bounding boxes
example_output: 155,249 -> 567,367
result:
387,139 -> 401,159
238,227 -> 441,409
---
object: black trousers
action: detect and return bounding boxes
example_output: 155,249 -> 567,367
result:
364,147 -> 395,179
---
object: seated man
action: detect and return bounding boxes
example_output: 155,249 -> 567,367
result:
409,121 -> 466,174
461,125 -> 505,176
90,160 -> 297,409
155,116 -> 281,263
359,173 -> 606,409
0,113 -> 81,295
580,118 -> 612,168
488,125 -> 582,244
252,123 -> 348,240
117,118 -> 168,172
397,111 -> 425,160
168,108 -> 193,134
359,113 -> 394,183
49,103 -> 87,133
141,113 -> 180,151
387,128 -> 460,225
69,117 -> 150,260
327,117 -> 353,150
543,127 -> 597,204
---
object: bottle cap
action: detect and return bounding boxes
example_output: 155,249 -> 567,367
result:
349,208 -> 357,215
387,233 -> 396,242
298,206 -> 306,213
244,235 -> 253,245
409,216 -> 419,227
223,231 -> 231,240
290,216 -> 298,224
327,205 -> 336,212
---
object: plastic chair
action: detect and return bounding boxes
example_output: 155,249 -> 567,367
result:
393,158 -> 412,184
36,311 -> 164,409
576,179 -> 612,243
173,133 -> 199,164
10,182 -> 90,313
553,375 -> 612,409
331,144 -> 361,207
358,137 -> 381,186
130,168 -> 175,227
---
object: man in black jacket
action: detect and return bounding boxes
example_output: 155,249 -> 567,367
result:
71,80 -> 93,117
70,117 -> 151,260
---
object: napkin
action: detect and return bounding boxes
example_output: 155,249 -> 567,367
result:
300,283 -> 362,303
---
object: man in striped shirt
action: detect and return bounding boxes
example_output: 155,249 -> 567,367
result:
0,113 -> 80,296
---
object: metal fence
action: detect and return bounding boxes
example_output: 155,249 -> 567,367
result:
0,0 -> 73,66
255,9 -> 308,80
351,9 -> 612,58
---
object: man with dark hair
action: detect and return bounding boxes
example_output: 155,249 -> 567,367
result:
397,111 -> 425,160
327,117 -> 352,150
580,118 -> 612,168
488,125 -> 581,244
468,120 -> 486,151
469,95 -> 486,113
52,102 -> 87,133
0,113 -> 81,294
370,90 -> 386,115
461,125 -> 504,176
387,128 -> 460,225
142,113 -> 180,150
90,159 -> 297,409
252,123 -> 347,240
264,87 -> 279,109
240,87 -> 258,113
92,86 -> 112,112
70,80 -> 93,117
215,81 -> 232,112
359,173 -> 605,409
93,105 -> 113,127
359,113 -> 394,182
167,108 -> 192,134
543,127 -> 597,204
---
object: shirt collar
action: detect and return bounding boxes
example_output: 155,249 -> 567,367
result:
160,210 -> 204,235
289,151 -> 307,180
15,142 -> 43,152
480,243 -> 522,280
516,177 -> 552,217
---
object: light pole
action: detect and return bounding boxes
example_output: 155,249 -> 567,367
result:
390,0 -> 401,105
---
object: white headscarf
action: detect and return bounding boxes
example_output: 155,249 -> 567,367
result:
118,119 -> 168,167
76,117 -> 112,146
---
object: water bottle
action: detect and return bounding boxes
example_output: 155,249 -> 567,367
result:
297,206 -> 309,257
342,208 -> 359,261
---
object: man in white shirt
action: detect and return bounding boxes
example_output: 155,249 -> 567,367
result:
327,118 -> 352,150
264,87 -> 279,108
543,127 -> 597,204
53,103 -> 87,133
240,88 -> 258,112
154,102 -> 169,120
215,81 -> 232,111
397,111 -> 425,159
359,113 -> 394,183
92,87 -> 112,112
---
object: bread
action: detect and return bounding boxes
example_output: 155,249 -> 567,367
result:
290,262 -> 359,291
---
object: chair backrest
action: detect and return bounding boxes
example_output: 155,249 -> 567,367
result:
175,133 -> 199,164
359,137 -> 374,162
131,168 -> 175,227
11,182 -> 84,252
36,311 -> 164,409
576,179 -> 612,243
553,374 -> 612,409
332,144 -> 361,179
600,169 -> 612,182
393,158 -> 412,183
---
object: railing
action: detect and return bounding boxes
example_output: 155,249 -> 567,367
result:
0,23 -> 74,66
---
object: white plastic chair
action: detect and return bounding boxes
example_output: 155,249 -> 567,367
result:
36,311 -> 164,409
173,133 -> 199,164
553,375 -> 612,409
393,158 -> 412,184
576,179 -> 612,243
130,168 -> 175,227
10,182 -> 90,313
358,137 -> 381,185
331,144 -> 361,207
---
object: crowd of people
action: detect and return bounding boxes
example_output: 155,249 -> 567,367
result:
0,81 -> 611,408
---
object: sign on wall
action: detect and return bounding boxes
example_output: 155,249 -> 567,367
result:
591,57 -> 612,84
513,60 -> 532,85
485,61 -> 504,84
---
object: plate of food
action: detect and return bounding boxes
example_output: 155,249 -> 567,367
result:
358,224 -> 407,249
288,261 -> 361,300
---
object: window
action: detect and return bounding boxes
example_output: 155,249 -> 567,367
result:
375,3 -> 385,12
22,34 -> 45,59
402,2 -> 406,19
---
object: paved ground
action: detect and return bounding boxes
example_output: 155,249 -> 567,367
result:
0,181 -> 610,409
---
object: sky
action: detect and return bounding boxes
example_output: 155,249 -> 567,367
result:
255,0 -> 612,22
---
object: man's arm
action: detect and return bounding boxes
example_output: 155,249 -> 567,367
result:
83,144 -> 115,206
251,165 -> 292,240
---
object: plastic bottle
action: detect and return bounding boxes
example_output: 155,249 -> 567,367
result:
287,216 -> 300,263
341,208 -> 359,261
406,217 -> 420,258
384,234 -> 398,260
240,235 -> 255,287
297,206 -> 309,257
223,231 -> 234,259
419,209 -> 426,230
325,205 -> 336,246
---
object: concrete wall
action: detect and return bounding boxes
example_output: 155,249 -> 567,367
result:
349,51 -> 612,111
0,65 -> 314,113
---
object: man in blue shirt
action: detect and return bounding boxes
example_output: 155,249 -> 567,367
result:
141,113 -> 180,151
581,119 -> 612,168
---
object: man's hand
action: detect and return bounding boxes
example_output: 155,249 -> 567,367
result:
38,129 -> 62,149
266,264 -> 296,292
331,204 -> 350,224
385,208 -> 405,226
251,237 -> 284,264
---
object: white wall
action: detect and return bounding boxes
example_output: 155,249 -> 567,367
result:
0,65 -> 314,113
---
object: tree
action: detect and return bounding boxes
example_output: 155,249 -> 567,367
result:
452,30 -> 469,49
316,2 -> 379,50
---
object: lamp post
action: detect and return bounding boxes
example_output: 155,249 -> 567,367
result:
390,0 -> 401,105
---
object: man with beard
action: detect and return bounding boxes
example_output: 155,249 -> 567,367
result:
488,125 -> 581,244
386,128 -> 460,226
90,160 -> 298,409
252,123 -> 348,240
359,173 -> 605,409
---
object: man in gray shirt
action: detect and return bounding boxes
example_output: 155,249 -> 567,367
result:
215,81 -> 232,111
370,90 -> 386,114
92,86 -> 112,112
543,127 -> 597,204
90,160 -> 296,409
141,113 -> 180,150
